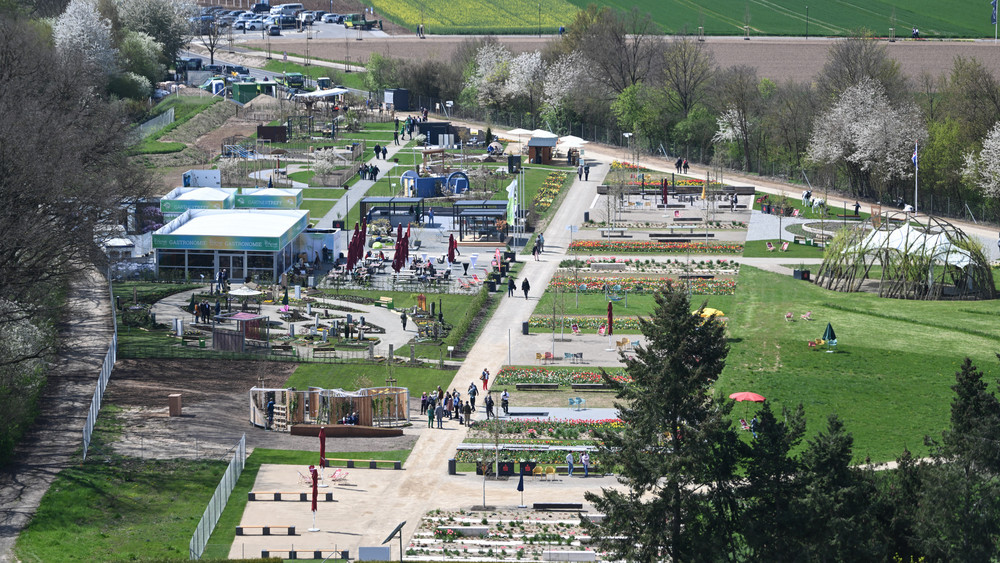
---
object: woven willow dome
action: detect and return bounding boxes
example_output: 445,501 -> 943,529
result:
814,213 -> 995,300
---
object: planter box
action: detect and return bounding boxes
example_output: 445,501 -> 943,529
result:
793,269 -> 811,281
437,526 -> 490,537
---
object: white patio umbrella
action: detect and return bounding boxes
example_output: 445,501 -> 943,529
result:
530,129 -> 558,138
229,285 -> 263,297
507,128 -> 532,154
558,135 -> 589,146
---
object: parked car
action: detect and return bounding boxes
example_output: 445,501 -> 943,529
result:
271,14 -> 297,28
297,11 -> 313,25
223,65 -> 251,80
245,17 -> 265,30
203,64 -> 223,75
251,2 -> 271,13
321,12 -> 341,23
312,10 -> 326,18
267,24 -> 281,36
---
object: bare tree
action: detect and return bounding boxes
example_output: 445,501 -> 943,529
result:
942,56 -> 1000,146
661,36 -> 716,119
712,65 -> 768,172
577,7 -> 663,96
816,31 -> 907,101
763,80 -> 820,169
197,19 -> 224,65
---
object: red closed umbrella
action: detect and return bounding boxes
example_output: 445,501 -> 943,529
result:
397,223 -> 403,240
308,465 -> 319,531
607,302 -> 614,336
448,234 -> 456,263
318,426 -> 327,468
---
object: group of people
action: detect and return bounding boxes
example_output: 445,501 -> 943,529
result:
339,412 -> 359,425
422,385 -> 472,428
507,276 -> 530,299
213,268 -> 229,294
674,157 -> 690,174
564,451 -> 591,477
359,163 -> 380,181
193,299 -> 218,324
576,164 -> 591,181
371,143 -> 389,160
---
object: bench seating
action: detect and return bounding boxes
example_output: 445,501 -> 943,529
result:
570,383 -> 608,390
312,347 -> 337,357
650,237 -> 691,243
236,525 -> 296,536
248,491 -> 335,501
597,228 -> 628,238
515,383 -> 560,391
673,217 -> 703,222
534,502 -> 584,511
649,232 -> 714,238
261,549 -> 348,560
324,457 -> 403,469
376,296 -> 394,308
678,274 -> 715,280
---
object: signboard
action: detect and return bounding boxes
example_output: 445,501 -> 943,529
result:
234,191 -> 302,209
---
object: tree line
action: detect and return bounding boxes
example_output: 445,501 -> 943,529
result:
584,286 -> 1000,562
0,6 -> 154,463
368,6 -> 1000,220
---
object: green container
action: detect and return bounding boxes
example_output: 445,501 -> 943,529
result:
199,339 -> 206,348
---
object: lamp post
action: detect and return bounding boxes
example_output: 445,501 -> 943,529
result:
622,132 -> 632,223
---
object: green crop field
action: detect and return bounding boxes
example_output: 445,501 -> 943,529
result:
373,0 -> 995,37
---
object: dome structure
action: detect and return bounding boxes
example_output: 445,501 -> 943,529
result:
814,212 -> 995,300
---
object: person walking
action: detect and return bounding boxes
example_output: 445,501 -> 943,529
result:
485,393 -> 495,419
400,311 -> 407,331
481,368 -> 490,391
453,391 -> 461,419
381,146 -> 388,160
532,243 -> 539,261
675,157 -> 682,173
463,401 -> 472,426
538,233 -> 544,253
577,164 -> 583,180
521,278 -> 530,299
507,276 -> 516,297
683,159 -> 690,174
584,166 -> 590,181
266,399 -> 275,430
468,382 -> 477,411
855,201 -> 862,216
565,452 -> 574,476
500,389 -> 509,416
427,405 -> 435,427
393,129 -> 400,145
444,391 -> 452,419
374,143 -> 381,159
581,452 -> 590,477
435,403 -> 445,428
420,391 -> 427,415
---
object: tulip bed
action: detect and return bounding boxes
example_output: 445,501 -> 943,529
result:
494,366 -> 631,386
569,240 -> 743,254
532,171 -> 570,212
527,316 -> 642,331
547,275 -> 736,295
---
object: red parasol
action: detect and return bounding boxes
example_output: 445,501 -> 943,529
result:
309,465 -> 319,512
318,426 -> 327,468
607,302 -> 614,336
396,223 -> 403,240
729,392 -> 765,403
448,234 -> 456,263
405,223 -> 411,239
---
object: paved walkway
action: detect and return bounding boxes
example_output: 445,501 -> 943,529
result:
0,269 -> 113,562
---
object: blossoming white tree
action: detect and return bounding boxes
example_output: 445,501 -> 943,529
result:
808,77 -> 925,200
115,0 -> 196,64
467,42 -> 512,110
505,50 -> 546,123
53,0 -> 116,75
962,121 -> 1000,198
542,51 -> 585,122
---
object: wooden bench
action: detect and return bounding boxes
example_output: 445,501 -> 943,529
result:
679,274 -> 715,280
261,549 -> 348,560
312,347 -> 337,358
570,383 -> 608,390
650,232 -> 714,239
270,344 -> 295,355
515,383 -> 560,391
673,217 -> 703,222
598,227 -> 628,238
248,491 -> 335,501
376,296 -> 394,308
324,457 -> 403,469
236,525 -> 296,536
533,502 -> 584,511
650,237 -> 692,243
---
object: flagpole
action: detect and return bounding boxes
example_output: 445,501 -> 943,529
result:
914,141 -> 919,215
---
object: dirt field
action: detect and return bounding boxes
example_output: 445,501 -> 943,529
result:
252,36 -> 1000,82
103,359 -> 418,459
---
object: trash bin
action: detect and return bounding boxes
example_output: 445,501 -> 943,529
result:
448,458 -> 457,475
199,339 -> 206,348
522,321 -> 529,335
487,280 -> 497,292
584,211 -> 590,223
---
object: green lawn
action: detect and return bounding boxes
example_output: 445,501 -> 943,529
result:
112,281 -> 202,306
301,187 -> 345,199
287,362 -> 458,393
718,266 -> 1000,464
373,0 -> 996,37
534,291 -> 735,319
742,240 -> 827,258
302,199 -> 336,220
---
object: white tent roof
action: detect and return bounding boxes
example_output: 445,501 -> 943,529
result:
293,87 -> 349,100
856,224 -> 973,268
558,135 -> 589,146
174,187 -> 234,201
166,209 -> 308,238
530,129 -> 557,138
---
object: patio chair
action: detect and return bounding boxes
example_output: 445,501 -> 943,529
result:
571,324 -> 581,336
785,312 -> 794,322
574,352 -> 583,363
458,279 -> 472,291
800,311 -> 813,321
791,208 -> 800,217
564,352 -> 575,363
740,418 -> 750,431
543,352 -> 554,364
536,352 -> 544,365
629,340 -> 640,351
297,470 -> 311,486
329,468 -> 349,482
533,466 -> 546,481
545,466 -> 556,480
780,242 -> 789,252
569,397 -> 579,409
766,242 -> 776,252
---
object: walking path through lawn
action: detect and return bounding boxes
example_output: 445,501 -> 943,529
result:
0,268 -> 113,562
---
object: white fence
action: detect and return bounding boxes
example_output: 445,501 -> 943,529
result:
189,434 -> 247,560
136,107 -> 175,139
81,278 -> 118,461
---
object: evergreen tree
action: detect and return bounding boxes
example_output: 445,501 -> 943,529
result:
872,448 -> 925,562
795,414 -> 882,562
584,286 -> 738,562
740,402 -> 806,562
940,357 -> 1000,471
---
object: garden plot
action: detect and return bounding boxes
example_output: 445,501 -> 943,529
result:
408,509 -> 606,561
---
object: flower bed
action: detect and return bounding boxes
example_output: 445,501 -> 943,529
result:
494,367 -> 630,386
533,171 -> 569,212
469,418 -> 624,436
528,316 -> 642,331
569,240 -> 743,254
547,275 -> 736,295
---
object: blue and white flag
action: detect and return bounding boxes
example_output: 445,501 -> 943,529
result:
912,145 -> 918,169
993,0 -> 997,25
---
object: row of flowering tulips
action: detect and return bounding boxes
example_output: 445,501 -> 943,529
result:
494,366 -> 631,386
547,276 -> 737,295
528,316 -> 643,331
470,417 -> 625,434
569,240 -> 743,254
532,171 -> 569,212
